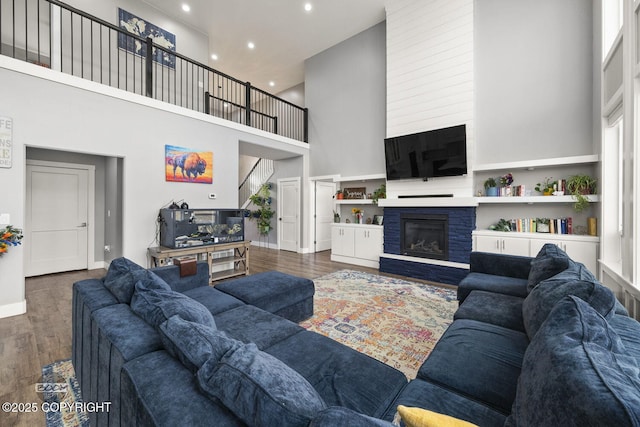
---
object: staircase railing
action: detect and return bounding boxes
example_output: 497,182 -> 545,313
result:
0,0 -> 308,142
239,159 -> 274,208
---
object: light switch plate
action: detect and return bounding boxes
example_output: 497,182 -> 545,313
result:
0,213 -> 10,224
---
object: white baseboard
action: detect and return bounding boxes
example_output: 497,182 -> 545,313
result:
250,241 -> 278,250
0,300 -> 27,319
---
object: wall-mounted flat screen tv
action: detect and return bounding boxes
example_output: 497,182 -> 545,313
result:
384,124 -> 467,181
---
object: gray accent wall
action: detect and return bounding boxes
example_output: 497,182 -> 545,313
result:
475,0 -> 594,163
305,21 -> 386,177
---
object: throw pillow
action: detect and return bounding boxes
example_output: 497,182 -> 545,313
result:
526,243 -> 570,292
197,342 -> 327,427
507,296 -> 640,427
522,268 -> 617,339
103,257 -> 145,303
397,406 -> 478,427
158,315 -> 241,373
131,283 -> 215,329
131,269 -> 172,292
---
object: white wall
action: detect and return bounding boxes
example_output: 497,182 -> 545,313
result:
0,56 -> 308,317
305,22 -> 386,177
385,0 -> 474,198
475,0 -> 595,163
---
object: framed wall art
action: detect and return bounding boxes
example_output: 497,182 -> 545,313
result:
165,145 -> 213,184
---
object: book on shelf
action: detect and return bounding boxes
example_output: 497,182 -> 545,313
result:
503,217 -> 573,234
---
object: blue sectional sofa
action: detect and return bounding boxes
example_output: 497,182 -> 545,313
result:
72,244 -> 640,426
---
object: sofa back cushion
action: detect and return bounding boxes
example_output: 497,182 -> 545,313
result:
507,296 -> 640,427
104,257 -> 145,303
522,263 -> 617,339
526,244 -> 570,292
131,281 -> 215,329
159,315 -> 241,373
197,342 -> 327,427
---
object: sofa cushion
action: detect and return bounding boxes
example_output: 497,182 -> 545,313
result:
103,257 -> 145,303
158,315 -> 242,373
417,319 -> 529,414
390,379 -> 506,427
507,296 -> 640,427
609,314 -> 640,366
397,405 -> 478,427
182,286 -> 245,315
454,291 -> 525,332
265,330 -> 407,421
522,265 -> 617,339
131,283 -> 215,329
197,342 -> 327,427
457,273 -> 528,303
214,305 -> 304,350
309,407 -> 395,427
526,243 -> 570,292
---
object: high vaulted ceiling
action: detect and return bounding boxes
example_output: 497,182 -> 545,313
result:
141,0 -> 386,93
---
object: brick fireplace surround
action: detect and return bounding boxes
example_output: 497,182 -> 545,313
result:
380,205 -> 476,285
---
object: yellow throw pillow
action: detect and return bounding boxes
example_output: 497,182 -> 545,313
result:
397,405 -> 478,427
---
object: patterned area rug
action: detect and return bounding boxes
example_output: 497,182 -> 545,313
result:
300,270 -> 458,379
42,359 -> 89,427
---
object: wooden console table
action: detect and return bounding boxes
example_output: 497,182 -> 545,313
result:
147,240 -> 250,284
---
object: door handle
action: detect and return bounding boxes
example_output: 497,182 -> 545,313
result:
79,222 -> 87,227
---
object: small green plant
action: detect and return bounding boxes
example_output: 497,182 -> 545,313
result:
567,174 -> 597,212
248,183 -> 275,235
372,184 -> 386,205
489,218 -> 512,232
535,177 -> 556,194
483,177 -> 497,189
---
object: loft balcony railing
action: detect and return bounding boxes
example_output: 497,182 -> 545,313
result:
0,0 -> 308,142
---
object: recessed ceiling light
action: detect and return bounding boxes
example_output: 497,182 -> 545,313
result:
211,53 -> 218,60
304,3 -> 313,12
269,81 -> 275,87
247,41 -> 255,49
182,4 -> 190,12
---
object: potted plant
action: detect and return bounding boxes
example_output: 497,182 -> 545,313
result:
567,174 -> 597,212
536,218 -> 550,233
484,177 -> 499,197
372,184 -> 386,205
335,189 -> 344,200
248,183 -> 275,235
535,177 -> 556,196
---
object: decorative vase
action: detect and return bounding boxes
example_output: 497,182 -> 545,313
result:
486,187 -> 499,197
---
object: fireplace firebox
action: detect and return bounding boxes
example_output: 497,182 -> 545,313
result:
400,214 -> 449,260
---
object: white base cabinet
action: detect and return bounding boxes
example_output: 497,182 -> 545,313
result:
331,224 -> 383,268
473,230 -> 599,274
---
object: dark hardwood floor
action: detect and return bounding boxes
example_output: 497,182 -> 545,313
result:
0,247 -> 445,426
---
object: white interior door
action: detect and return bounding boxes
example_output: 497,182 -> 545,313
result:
278,178 -> 300,252
314,181 -> 336,252
26,163 -> 89,276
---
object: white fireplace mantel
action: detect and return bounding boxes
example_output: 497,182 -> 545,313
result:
378,197 -> 478,208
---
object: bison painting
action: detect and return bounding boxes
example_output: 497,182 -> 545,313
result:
165,145 -> 213,183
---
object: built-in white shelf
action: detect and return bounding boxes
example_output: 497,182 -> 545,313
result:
476,195 -> 600,204
335,199 -> 375,205
474,154 -> 600,172
379,197 -> 478,207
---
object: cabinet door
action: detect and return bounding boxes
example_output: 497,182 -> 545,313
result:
530,240 -> 598,274
331,227 -> 354,257
475,235 -> 502,254
501,236 -> 530,256
354,228 -> 383,261
561,240 -> 598,273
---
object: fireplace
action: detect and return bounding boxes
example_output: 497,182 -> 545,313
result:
400,214 -> 449,260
